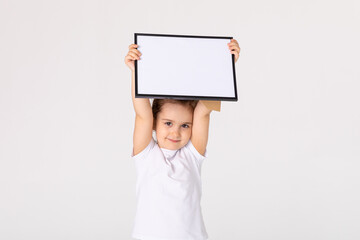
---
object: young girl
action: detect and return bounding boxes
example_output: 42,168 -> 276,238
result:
125,39 -> 240,240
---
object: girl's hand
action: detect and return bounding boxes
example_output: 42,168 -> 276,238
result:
228,39 -> 240,63
125,44 -> 142,72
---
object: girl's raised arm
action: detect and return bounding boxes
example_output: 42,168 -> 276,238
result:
191,39 -> 241,156
191,101 -> 212,156
125,44 -> 153,156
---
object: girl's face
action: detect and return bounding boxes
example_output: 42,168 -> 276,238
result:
154,103 -> 193,150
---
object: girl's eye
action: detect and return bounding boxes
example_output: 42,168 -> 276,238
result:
182,124 -> 189,128
165,122 -> 172,126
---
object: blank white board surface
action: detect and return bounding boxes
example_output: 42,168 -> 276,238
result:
134,33 -> 237,101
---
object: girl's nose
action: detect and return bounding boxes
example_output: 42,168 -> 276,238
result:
171,129 -> 180,138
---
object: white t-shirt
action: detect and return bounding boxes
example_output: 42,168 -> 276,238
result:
131,138 -> 208,240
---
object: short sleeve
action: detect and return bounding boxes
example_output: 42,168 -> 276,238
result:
186,140 -> 207,163
131,138 -> 156,161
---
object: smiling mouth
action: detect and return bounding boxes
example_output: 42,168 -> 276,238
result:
168,139 -> 180,143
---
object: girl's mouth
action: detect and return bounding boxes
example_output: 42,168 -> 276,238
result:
168,139 -> 180,143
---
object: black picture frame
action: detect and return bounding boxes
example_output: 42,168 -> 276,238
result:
134,33 -> 238,101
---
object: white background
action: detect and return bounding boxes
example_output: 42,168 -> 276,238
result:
0,0 -> 359,239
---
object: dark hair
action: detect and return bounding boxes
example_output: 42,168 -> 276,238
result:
152,99 -> 198,123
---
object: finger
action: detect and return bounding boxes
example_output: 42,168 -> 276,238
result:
130,52 -> 140,60
235,53 -> 239,62
229,45 -> 240,52
228,42 -> 239,48
228,41 -> 239,47
231,50 -> 239,62
230,39 -> 238,44
228,39 -> 239,47
129,49 -> 142,57
124,54 -> 135,62
128,44 -> 138,49
126,52 -> 140,60
230,49 -> 239,55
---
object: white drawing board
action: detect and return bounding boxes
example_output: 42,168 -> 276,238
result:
134,33 -> 237,101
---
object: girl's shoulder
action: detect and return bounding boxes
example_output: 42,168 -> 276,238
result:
183,140 -> 207,161
132,137 -> 156,159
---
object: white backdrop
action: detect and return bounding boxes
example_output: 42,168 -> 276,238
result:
1,0 -> 359,239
